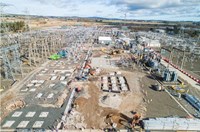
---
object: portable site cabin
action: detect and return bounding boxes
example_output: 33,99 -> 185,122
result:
98,36 -> 112,45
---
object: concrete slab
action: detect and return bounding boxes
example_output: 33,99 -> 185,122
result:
12,111 -> 22,117
17,121 -> 29,128
35,93 -> 43,98
65,73 -> 71,76
21,88 -> 28,92
121,83 -> 127,87
32,121 -> 44,128
29,88 -> 36,92
121,86 -> 128,91
61,81 -> 67,85
35,84 -> 42,87
49,84 -> 55,88
47,93 -> 54,98
50,74 -> 56,76
2,121 -> 15,128
27,84 -> 34,87
60,76 -> 66,81
31,80 -> 38,83
39,112 -> 49,117
110,73 -> 115,76
50,76 -> 57,80
119,80 -> 126,83
25,112 -> 36,117
38,80 -> 45,84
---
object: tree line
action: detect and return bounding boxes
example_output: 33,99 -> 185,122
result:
0,21 -> 29,33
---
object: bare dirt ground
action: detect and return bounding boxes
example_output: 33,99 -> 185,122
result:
73,50 -> 189,129
64,47 -> 191,130
73,68 -> 146,129
2,17 -> 103,30
75,82 -> 117,129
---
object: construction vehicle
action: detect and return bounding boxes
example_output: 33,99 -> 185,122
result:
101,48 -> 123,55
101,48 -> 109,54
131,112 -> 141,127
171,83 -> 189,94
171,86 -> 189,94
89,69 -> 96,75
109,49 -> 124,55
84,64 -> 91,69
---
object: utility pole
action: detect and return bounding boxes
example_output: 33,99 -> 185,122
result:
23,8 -> 31,32
181,50 -> 186,70
167,44 -> 174,68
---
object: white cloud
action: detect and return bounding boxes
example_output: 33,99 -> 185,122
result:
120,0 -> 181,8
1,0 -> 200,21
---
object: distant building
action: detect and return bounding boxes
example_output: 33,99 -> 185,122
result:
147,40 -> 161,47
141,37 -> 161,47
98,36 -> 112,45
155,29 -> 165,33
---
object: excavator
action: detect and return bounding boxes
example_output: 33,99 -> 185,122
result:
131,112 -> 142,128
110,49 -> 124,55
104,112 -> 143,131
101,48 -> 124,55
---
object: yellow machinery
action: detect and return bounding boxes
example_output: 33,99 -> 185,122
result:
110,49 -> 123,55
101,48 -> 109,54
101,48 -> 123,55
171,83 -> 189,93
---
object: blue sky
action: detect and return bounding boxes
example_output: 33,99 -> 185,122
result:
1,0 -> 200,21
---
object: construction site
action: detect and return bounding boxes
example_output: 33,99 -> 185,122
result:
1,18 -> 200,131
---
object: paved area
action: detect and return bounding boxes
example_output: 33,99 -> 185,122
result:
1,46 -> 91,130
1,104 -> 67,129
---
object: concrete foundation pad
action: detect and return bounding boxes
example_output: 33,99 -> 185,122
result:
12,111 -> 23,117
61,81 -> 67,85
31,80 -> 38,83
21,88 -> 28,92
47,93 -> 54,98
26,112 -> 36,117
17,121 -> 29,128
32,121 -> 44,128
35,93 -> 43,98
49,84 -> 55,88
27,83 -> 34,87
39,112 -> 49,117
3,121 -> 15,128
29,88 -> 36,92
